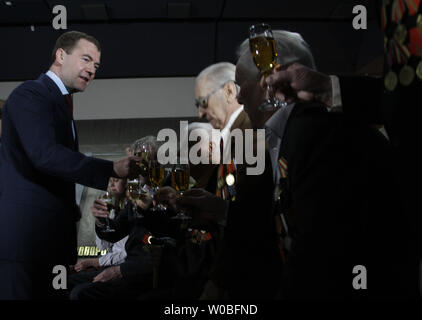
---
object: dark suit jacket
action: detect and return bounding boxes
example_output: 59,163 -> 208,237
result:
0,74 -> 113,268
336,2 -> 420,300
209,110 -> 283,299
278,102 -> 413,299
95,203 -> 153,279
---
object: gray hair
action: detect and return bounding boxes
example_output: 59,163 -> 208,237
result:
237,30 -> 316,70
195,62 -> 240,92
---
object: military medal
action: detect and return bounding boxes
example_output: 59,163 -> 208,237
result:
416,60 -> 422,79
216,159 -> 236,201
225,173 -> 235,186
405,0 -> 421,15
417,13 -> 422,26
399,64 -> 415,85
394,24 -> 408,44
274,185 -> 282,202
392,0 -> 406,22
385,70 -> 398,91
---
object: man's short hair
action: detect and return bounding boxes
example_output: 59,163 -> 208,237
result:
51,31 -> 101,64
237,30 -> 316,70
195,62 -> 240,92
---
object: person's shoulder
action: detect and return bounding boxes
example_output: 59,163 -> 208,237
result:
288,101 -> 343,128
285,101 -> 342,142
291,101 -> 329,118
10,77 -> 48,99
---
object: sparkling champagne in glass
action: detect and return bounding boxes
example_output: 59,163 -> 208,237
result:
149,160 -> 167,211
171,162 -> 191,220
100,192 -> 115,233
149,160 -> 166,192
133,136 -> 158,178
249,23 -> 284,109
171,165 -> 190,193
127,178 -> 144,218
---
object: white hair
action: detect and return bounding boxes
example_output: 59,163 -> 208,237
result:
188,122 -> 214,133
237,30 -> 316,70
195,62 -> 240,92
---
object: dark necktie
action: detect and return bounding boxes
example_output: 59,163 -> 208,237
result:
63,93 -> 78,150
64,94 -> 73,119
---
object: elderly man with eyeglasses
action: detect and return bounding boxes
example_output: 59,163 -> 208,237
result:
194,62 -> 250,164
188,62 -> 282,300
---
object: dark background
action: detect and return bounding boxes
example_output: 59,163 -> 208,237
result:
0,0 -> 383,81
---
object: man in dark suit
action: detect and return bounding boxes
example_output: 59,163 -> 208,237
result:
235,29 -> 414,299
263,1 -> 420,296
179,62 -> 282,299
0,31 -> 139,300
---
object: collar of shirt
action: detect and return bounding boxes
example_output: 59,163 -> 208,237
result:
221,106 -> 244,137
265,102 -> 295,141
46,70 -> 76,140
46,70 -> 69,95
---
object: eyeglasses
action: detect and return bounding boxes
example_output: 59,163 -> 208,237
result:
194,81 -> 236,109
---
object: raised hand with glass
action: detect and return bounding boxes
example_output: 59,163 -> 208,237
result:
127,178 -> 146,218
249,23 -> 285,110
99,191 -> 115,233
149,159 -> 167,211
170,161 -> 191,220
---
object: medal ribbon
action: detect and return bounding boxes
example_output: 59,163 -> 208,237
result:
381,2 -> 388,30
409,26 -> 422,55
278,157 -> 288,179
392,0 -> 406,22
405,0 -> 420,15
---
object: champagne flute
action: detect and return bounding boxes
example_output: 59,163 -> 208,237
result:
133,136 -> 158,179
249,23 -> 285,110
149,160 -> 166,193
127,178 -> 144,219
100,191 -> 115,233
149,160 -> 167,211
170,162 -> 191,220
134,145 -> 149,178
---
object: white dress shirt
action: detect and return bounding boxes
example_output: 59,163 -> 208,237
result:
96,234 -> 128,267
45,70 -> 76,140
